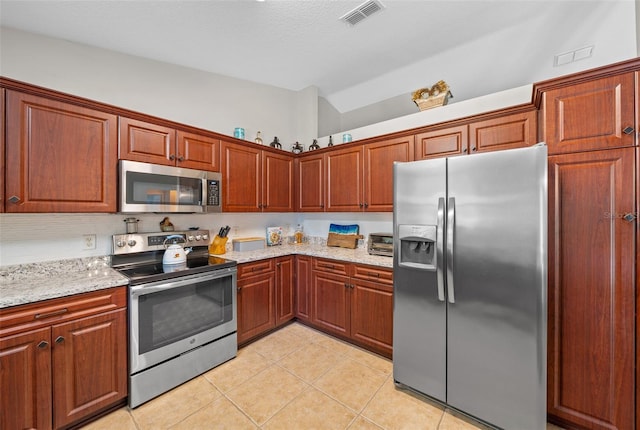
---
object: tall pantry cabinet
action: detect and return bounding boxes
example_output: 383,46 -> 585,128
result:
536,63 -> 639,430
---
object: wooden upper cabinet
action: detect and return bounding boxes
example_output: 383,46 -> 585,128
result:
325,145 -> 364,212
547,147 -> 635,430
296,153 -> 324,212
364,136 -> 414,212
263,151 -> 294,212
221,141 -> 261,212
541,73 -> 635,154
221,140 -> 293,212
119,117 -> 174,165
470,111 -> 537,153
415,125 -> 468,160
5,91 -> 118,212
120,117 -> 220,171
176,130 -> 220,172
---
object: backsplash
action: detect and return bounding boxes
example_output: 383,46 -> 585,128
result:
0,212 -> 392,266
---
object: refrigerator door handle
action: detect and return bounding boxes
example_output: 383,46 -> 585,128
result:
436,197 -> 445,302
446,197 -> 455,303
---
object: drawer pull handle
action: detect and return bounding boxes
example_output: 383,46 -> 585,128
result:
55,336 -> 65,344
37,340 -> 49,349
34,308 -> 68,320
368,272 -> 380,277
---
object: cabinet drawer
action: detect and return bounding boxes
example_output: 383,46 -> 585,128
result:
238,259 -> 275,277
0,287 -> 126,337
313,258 -> 349,276
352,264 -> 393,285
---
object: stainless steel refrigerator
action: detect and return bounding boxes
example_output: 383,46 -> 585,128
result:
393,144 -> 547,429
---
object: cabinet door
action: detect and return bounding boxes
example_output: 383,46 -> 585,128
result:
263,151 -> 294,212
311,271 -> 350,337
364,136 -> 414,212
237,271 -> 275,344
414,125 -> 468,160
547,148 -> 635,430
5,91 -> 118,212
176,130 -> 220,172
295,255 -> 312,322
275,256 -> 295,326
119,117 -> 175,166
350,277 -> 393,358
51,309 -> 127,429
0,328 -> 52,430
470,111 -> 537,153
1,88 -> 5,213
221,141 -> 261,212
296,153 -> 324,212
325,145 -> 364,211
542,73 -> 635,154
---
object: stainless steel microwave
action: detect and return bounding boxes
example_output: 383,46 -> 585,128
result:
119,160 -> 221,213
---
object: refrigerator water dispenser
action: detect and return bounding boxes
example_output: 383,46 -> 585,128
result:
398,224 -> 437,270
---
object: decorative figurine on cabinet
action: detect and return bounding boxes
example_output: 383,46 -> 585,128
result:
255,131 -> 263,145
328,136 -> 334,147
309,139 -> 320,150
270,136 -> 282,149
292,142 -> 304,154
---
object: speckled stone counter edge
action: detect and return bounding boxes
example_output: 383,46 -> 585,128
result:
0,238 -> 393,309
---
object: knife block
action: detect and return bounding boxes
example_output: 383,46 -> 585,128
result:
209,235 -> 228,255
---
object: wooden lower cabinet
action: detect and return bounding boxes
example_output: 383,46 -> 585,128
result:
294,255 -> 312,322
310,258 -> 393,357
0,287 -> 127,430
237,257 -> 295,344
547,147 -> 635,430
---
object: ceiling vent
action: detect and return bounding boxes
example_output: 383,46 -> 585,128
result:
340,0 -> 385,26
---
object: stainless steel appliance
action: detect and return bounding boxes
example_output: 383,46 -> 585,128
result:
393,144 -> 547,429
367,233 -> 393,256
111,230 -> 237,408
119,160 -> 221,213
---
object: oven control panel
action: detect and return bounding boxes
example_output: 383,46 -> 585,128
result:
112,230 -> 211,255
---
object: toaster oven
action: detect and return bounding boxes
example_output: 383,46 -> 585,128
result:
368,233 -> 394,257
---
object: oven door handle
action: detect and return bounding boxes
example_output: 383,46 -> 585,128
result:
130,269 -> 236,297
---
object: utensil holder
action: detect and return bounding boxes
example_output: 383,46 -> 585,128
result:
209,235 -> 228,255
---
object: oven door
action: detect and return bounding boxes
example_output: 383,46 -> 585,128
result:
129,267 -> 237,374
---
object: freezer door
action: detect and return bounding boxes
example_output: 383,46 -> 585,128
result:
446,145 -> 547,429
392,157 -> 447,402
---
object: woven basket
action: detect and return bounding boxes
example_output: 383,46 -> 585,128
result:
414,92 -> 451,111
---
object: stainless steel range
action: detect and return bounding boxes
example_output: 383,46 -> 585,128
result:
111,229 -> 237,408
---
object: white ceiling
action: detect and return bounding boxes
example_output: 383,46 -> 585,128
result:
0,0 -> 637,113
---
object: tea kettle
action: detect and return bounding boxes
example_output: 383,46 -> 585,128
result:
162,235 -> 191,269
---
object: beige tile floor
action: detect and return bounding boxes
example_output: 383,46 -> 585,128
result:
83,323 -> 565,430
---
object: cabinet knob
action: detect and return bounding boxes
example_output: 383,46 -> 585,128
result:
623,212 -> 637,222
7,195 -> 20,204
177,156 -> 185,162
169,154 -> 176,161
359,203 -> 364,208
237,286 -> 242,292
623,126 -> 635,135
471,147 -> 477,152
37,340 -> 49,349
463,147 -> 468,153
55,336 -> 65,344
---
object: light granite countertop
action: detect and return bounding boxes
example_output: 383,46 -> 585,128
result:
0,242 -> 392,309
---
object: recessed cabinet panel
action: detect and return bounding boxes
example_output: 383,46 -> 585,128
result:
542,73 -> 635,154
221,141 -> 261,212
119,117 -> 174,165
470,111 -> 537,153
325,146 -> 364,212
5,91 -> 118,212
263,151 -> 294,212
296,154 -> 324,212
547,148 -> 635,430
177,131 -> 220,172
415,125 -> 468,159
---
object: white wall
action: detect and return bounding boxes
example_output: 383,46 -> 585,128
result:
0,27 -> 313,146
